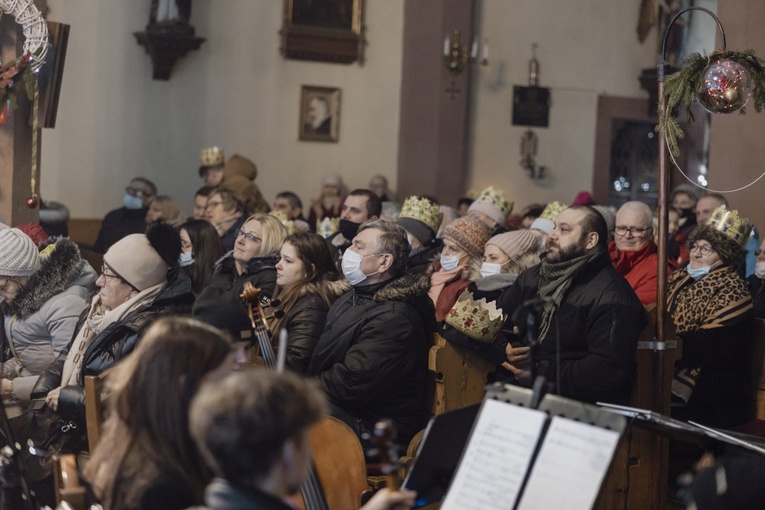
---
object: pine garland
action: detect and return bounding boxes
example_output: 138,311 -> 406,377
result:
0,53 -> 35,110
657,49 -> 765,157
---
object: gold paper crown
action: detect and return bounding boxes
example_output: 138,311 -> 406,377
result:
399,196 -> 442,233
706,205 -> 753,246
444,292 -> 507,344
317,217 -> 340,239
200,146 -> 224,167
540,201 -> 567,221
474,186 -> 514,216
269,210 -> 295,236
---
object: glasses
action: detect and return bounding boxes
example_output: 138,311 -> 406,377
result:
99,266 -> 136,290
125,187 -> 149,198
237,229 -> 262,243
614,226 -> 651,236
689,243 -> 716,256
0,278 -> 20,294
205,201 -> 223,210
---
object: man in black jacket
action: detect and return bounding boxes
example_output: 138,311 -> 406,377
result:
497,205 -> 646,405
307,219 -> 434,445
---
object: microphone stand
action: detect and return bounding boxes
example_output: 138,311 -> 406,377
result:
515,299 -> 554,410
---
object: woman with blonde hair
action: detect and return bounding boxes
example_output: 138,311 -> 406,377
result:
84,316 -> 233,510
209,213 -> 288,299
145,195 -> 187,228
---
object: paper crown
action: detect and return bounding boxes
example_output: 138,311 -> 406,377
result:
399,196 -> 442,233
445,292 -> 507,344
706,205 -> 753,246
540,201 -> 567,221
200,146 -> 224,167
317,217 -> 339,239
269,210 -> 295,236
473,186 -> 514,217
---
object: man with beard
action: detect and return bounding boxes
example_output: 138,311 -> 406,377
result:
325,189 -> 381,270
496,206 -> 646,405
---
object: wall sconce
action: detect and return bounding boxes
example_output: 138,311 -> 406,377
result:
443,30 -> 488,75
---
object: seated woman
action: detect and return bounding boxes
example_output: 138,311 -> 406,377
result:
205,188 -> 247,252
84,317 -> 234,510
34,223 -> 195,427
0,230 -> 96,412
145,195 -> 187,228
667,206 -> 754,428
179,219 -> 224,294
428,215 -> 491,322
269,231 -> 349,373
208,213 -> 288,300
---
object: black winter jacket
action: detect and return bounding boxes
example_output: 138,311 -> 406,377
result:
32,270 -> 196,425
306,273 -> 435,443
208,252 -> 278,301
495,254 -> 647,405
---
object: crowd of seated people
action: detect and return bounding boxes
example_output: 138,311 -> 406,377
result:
5,152 -> 765,509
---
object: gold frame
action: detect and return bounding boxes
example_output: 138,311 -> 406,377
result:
299,86 -> 341,142
281,0 -> 364,64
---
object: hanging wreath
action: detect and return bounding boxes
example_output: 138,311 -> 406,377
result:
657,49 -> 765,158
0,0 -> 49,117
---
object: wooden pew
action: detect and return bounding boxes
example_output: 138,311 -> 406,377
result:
84,374 -> 107,453
53,454 -> 86,510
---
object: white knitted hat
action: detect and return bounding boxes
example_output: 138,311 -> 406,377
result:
0,229 -> 40,276
103,234 -> 168,291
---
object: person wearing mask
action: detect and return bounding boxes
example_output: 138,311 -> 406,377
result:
428,215 -> 491,323
179,219 -> 224,294
0,230 -> 97,413
325,189 -> 381,269
208,214 -> 288,300
396,196 -> 443,275
93,177 -> 156,253
189,370 -> 416,510
269,232 -> 349,373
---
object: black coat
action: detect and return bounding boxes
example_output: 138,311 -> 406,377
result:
748,275 -> 765,319
93,207 -> 148,254
306,273 -> 435,443
32,271 -> 196,425
405,240 -> 442,276
208,252 -> 279,301
495,254 -> 647,405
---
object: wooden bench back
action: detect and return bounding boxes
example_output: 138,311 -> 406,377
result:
84,374 -> 107,453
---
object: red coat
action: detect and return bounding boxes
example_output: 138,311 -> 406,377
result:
609,240 -> 662,306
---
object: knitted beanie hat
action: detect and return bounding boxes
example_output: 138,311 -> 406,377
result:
441,216 -> 492,259
103,224 -> 180,291
0,228 -> 40,276
487,230 -> 540,261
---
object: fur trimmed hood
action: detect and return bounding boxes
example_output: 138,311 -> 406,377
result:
5,238 -> 97,319
373,272 -> 431,302
299,277 -> 350,300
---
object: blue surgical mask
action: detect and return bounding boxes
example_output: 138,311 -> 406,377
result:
179,251 -> 194,267
440,254 -> 460,271
687,265 -> 711,280
123,194 -> 143,210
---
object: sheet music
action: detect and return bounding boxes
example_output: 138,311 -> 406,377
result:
440,399 -> 546,510
517,416 -> 620,510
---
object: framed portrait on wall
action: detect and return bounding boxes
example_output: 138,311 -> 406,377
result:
299,86 -> 341,142
280,0 -> 364,64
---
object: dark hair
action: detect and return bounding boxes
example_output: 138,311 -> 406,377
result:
457,197 -> 474,208
190,370 -> 325,488
522,203 -> 545,219
358,219 -> 410,277
687,225 -> 745,268
85,317 -> 232,508
195,185 -> 216,198
132,177 -> 157,197
181,219 -> 224,293
348,189 -> 383,218
571,205 -> 608,250
276,191 -> 303,211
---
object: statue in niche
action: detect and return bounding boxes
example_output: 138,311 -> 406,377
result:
149,0 -> 193,34
636,0 -> 690,66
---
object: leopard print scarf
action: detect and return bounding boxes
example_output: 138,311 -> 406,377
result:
667,263 -> 752,334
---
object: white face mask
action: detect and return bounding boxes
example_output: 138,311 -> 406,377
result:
480,262 -> 502,278
756,261 -> 765,279
179,251 -> 194,267
440,254 -> 460,271
341,249 -> 379,286
123,194 -> 143,210
687,265 -> 711,280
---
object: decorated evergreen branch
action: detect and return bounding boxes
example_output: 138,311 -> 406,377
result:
657,49 -> 765,157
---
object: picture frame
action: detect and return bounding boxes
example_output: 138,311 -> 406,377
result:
280,0 -> 364,64
299,86 -> 341,142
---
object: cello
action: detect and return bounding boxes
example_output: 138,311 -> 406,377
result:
241,283 -> 373,510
